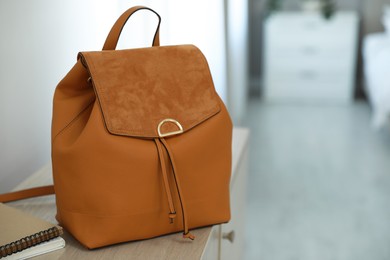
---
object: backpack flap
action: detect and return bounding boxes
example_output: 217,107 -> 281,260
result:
78,45 -> 221,138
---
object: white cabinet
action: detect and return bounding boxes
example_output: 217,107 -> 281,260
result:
219,144 -> 248,260
201,128 -> 249,260
263,11 -> 359,102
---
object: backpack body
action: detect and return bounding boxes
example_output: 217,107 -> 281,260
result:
51,7 -> 232,249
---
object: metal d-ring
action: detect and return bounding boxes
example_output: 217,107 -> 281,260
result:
157,118 -> 184,138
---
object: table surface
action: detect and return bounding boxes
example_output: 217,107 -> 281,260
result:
9,128 -> 249,259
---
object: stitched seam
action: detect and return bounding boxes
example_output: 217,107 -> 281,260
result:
58,205 -> 162,217
52,101 -> 95,144
57,198 -> 205,217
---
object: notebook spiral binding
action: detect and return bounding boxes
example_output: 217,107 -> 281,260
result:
0,226 -> 63,258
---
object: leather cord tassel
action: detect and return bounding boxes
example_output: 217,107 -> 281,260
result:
160,138 -> 195,240
154,138 -> 177,224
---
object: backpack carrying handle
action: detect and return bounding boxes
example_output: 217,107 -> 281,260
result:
102,6 -> 161,50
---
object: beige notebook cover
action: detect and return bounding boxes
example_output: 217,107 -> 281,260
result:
0,203 -> 63,258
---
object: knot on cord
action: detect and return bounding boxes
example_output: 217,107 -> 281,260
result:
183,232 -> 196,240
168,212 -> 177,224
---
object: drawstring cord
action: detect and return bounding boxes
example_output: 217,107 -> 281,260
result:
154,138 -> 177,223
160,138 -> 195,240
154,138 -> 195,240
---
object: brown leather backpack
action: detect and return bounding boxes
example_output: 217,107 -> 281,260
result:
0,6 -> 232,249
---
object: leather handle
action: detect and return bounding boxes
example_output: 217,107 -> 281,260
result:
102,6 -> 161,50
0,185 -> 55,203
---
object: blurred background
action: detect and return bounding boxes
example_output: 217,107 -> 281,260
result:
1,0 -> 390,259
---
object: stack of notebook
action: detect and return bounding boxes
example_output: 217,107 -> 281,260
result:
0,203 -> 65,259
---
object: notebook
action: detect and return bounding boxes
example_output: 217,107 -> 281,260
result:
0,203 -> 64,259
3,237 -> 65,260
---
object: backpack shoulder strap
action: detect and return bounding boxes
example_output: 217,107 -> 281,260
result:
0,185 -> 55,203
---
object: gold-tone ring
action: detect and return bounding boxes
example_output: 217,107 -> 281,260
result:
157,118 -> 183,137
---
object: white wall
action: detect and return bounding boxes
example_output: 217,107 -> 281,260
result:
0,0 -> 118,191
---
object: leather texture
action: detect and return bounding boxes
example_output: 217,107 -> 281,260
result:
51,6 -> 233,249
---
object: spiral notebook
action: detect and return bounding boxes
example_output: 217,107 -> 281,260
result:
0,203 -> 65,259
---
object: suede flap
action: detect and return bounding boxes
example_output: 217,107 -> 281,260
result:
79,45 -> 221,138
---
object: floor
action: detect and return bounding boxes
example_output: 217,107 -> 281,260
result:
241,99 -> 390,260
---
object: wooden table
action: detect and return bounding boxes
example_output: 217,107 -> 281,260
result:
8,128 -> 249,259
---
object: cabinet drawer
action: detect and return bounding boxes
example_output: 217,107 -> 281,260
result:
265,63 -> 353,100
265,81 -> 353,101
266,32 -> 354,52
266,56 -> 351,74
266,42 -> 354,63
265,12 -> 358,38
266,71 -> 350,86
265,61 -> 351,84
